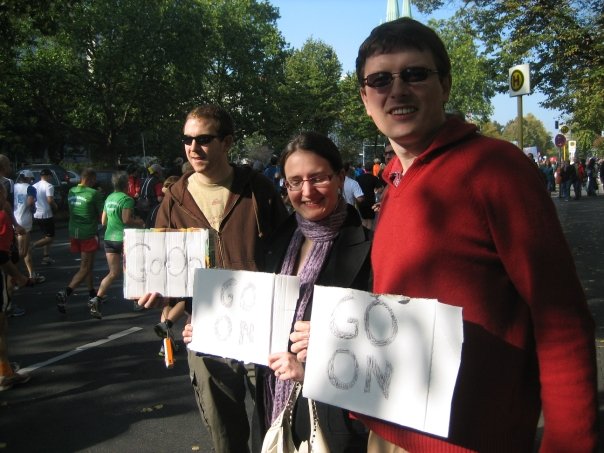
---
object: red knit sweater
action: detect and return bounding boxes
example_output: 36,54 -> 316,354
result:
360,119 -> 598,452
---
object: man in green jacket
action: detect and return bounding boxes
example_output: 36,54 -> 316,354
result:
56,168 -> 104,314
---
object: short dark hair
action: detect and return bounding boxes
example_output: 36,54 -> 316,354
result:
81,168 -> 96,180
186,104 -> 234,139
112,171 -> 128,192
280,132 -> 343,179
356,17 -> 451,86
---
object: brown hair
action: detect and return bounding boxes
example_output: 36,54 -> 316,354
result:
356,17 -> 451,86
185,105 -> 234,138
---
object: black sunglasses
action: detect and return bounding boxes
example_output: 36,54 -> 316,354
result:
363,67 -> 440,88
182,134 -> 220,146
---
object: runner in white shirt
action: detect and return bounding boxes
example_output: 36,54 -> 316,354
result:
343,176 -> 364,203
32,169 -> 57,265
13,171 -> 45,284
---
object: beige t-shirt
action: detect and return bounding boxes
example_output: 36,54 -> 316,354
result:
187,172 -> 234,231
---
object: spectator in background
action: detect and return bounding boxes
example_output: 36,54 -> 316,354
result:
585,157 -> 598,196
136,163 -> 164,223
560,159 -> 575,200
166,157 -> 185,178
372,158 -> 382,176
126,165 -> 141,201
147,176 -> 179,228
342,162 -> 364,208
356,161 -> 383,229
32,168 -> 58,266
263,154 -> 282,193
572,156 -> 585,200
56,168 -> 103,314
354,163 -> 364,178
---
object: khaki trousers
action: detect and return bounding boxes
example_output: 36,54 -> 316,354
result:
368,430 -> 410,453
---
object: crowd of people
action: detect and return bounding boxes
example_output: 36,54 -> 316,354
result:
540,155 -> 602,200
1,16 -> 600,452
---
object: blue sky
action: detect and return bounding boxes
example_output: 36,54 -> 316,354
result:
268,0 -> 562,139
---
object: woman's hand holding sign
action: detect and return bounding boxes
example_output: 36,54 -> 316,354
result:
289,321 -> 310,363
268,352 -> 305,382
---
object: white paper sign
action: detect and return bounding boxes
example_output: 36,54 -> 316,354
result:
303,286 -> 463,438
189,269 -> 300,365
123,228 -> 209,298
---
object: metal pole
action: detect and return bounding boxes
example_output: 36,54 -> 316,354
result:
517,96 -> 524,151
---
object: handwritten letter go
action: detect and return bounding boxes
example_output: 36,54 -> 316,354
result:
303,286 -> 463,438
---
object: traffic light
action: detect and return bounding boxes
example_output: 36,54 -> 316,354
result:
555,120 -> 559,129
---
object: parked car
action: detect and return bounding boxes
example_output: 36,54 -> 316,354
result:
66,170 -> 81,185
16,164 -> 71,209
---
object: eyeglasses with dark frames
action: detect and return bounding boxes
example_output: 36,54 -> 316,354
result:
363,67 -> 440,88
182,134 -> 221,146
284,174 -> 334,191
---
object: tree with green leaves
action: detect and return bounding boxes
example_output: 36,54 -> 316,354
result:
430,15 -> 495,122
333,72 -> 383,164
276,38 -> 342,148
1,0 -> 289,165
501,113 -> 552,154
413,0 -> 603,143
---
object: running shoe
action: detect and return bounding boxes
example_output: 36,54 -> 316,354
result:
87,295 -> 108,308
41,256 -> 55,265
30,273 -> 46,284
89,300 -> 102,319
0,371 -> 31,391
56,289 -> 68,313
7,305 -> 25,317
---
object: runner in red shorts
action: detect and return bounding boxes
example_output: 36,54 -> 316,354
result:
56,168 -> 103,314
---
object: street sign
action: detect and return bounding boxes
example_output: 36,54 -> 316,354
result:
555,134 -> 567,147
560,125 -> 570,134
509,64 -> 531,97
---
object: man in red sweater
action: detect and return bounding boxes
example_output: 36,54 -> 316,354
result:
353,17 -> 598,452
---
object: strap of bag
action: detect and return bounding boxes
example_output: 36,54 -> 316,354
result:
261,382 -> 303,453
300,398 -> 330,453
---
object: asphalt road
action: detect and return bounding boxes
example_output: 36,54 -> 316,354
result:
1,217 -> 213,452
2,190 -> 603,452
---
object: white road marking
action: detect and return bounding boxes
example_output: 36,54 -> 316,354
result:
19,327 -> 143,373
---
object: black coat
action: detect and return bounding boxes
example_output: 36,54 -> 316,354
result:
254,204 -> 372,453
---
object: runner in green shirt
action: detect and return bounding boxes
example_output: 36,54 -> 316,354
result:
57,168 -> 104,314
67,181 -> 103,239
88,172 -> 144,319
104,191 -> 134,242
